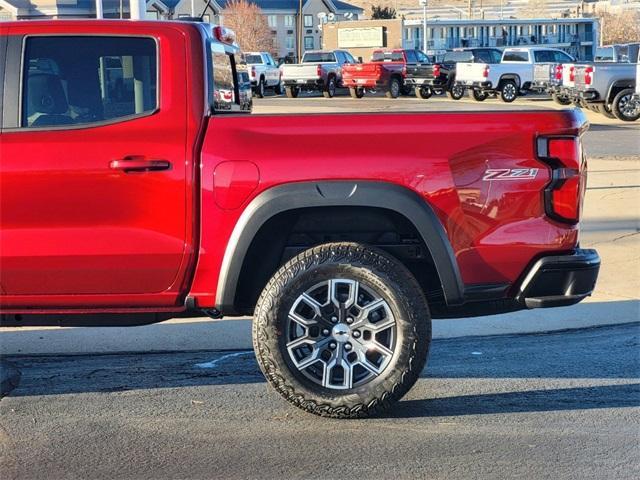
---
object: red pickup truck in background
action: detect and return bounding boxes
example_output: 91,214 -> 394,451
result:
342,49 -> 414,98
0,21 -> 600,419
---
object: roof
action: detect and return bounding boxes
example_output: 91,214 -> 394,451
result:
214,0 -> 363,13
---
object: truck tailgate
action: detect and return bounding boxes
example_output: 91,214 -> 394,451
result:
456,63 -> 487,83
533,63 -> 552,84
281,64 -> 321,81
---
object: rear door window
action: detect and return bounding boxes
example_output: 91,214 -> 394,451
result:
503,50 -> 529,62
21,36 -> 157,128
405,50 -> 418,63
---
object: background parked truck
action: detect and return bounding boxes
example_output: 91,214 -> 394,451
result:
280,50 -> 355,98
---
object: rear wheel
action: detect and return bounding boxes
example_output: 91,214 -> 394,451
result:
323,76 -> 337,98
349,87 -> 364,99
386,77 -> 402,99
612,89 -> 640,122
551,92 -> 572,105
256,78 -> 266,98
499,80 -> 518,103
415,85 -> 432,99
285,86 -> 299,98
471,89 -> 488,102
253,242 -> 431,419
447,84 -> 465,100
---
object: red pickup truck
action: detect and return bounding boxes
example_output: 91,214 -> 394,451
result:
342,49 -> 413,98
0,21 -> 600,419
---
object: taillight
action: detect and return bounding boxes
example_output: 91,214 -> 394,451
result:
585,66 -> 594,85
555,64 -> 563,81
569,66 -> 575,82
483,65 -> 490,78
433,64 -> 441,77
402,65 -> 407,77
538,137 -> 586,224
316,65 -> 322,77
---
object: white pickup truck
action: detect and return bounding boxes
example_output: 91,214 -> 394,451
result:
456,47 -> 575,102
245,52 -> 282,98
280,50 -> 356,98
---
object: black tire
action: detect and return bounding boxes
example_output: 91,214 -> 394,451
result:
593,103 -> 616,119
386,77 -> 401,99
499,80 -> 518,103
253,242 -> 431,419
415,85 -> 432,99
323,76 -> 336,98
612,88 -> 640,122
349,87 -> 364,99
274,82 -> 283,95
285,86 -> 299,98
471,89 -> 488,102
256,77 -> 265,98
447,84 -> 465,100
551,92 -> 572,105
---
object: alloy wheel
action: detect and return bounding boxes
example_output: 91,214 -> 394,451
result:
285,279 -> 397,390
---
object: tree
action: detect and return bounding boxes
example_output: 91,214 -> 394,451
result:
597,10 -> 640,45
222,0 -> 275,55
371,5 -> 397,19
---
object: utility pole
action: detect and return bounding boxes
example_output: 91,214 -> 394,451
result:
468,0 -> 472,20
297,0 -> 303,62
95,0 -> 103,18
420,0 -> 427,52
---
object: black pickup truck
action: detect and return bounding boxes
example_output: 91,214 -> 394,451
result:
405,48 -> 503,100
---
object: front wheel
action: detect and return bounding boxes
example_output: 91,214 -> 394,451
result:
285,86 -> 299,98
349,87 -> 364,99
447,84 -> 465,100
471,89 -> 488,102
415,85 -> 432,99
499,80 -> 518,103
386,77 -> 402,99
612,89 -> 640,122
253,242 -> 431,419
323,77 -> 337,98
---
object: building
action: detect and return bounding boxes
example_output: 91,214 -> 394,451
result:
0,0 -> 363,61
323,16 -> 599,61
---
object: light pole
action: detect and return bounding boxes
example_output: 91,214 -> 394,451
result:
95,0 -> 103,18
297,0 -> 303,62
419,0 -> 427,52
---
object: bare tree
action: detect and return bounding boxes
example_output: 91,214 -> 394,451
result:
597,10 -> 640,45
222,0 -> 275,55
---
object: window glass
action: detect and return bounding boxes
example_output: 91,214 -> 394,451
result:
286,36 -> 295,50
416,50 -> 429,63
503,50 -> 529,62
285,15 -> 294,27
405,50 -> 418,63
490,50 -> 502,63
371,51 -> 404,62
554,51 -> 574,63
211,48 -> 236,111
245,54 -> 263,64
474,50 -> 492,63
534,50 -> 554,62
304,15 -> 313,28
303,52 -> 335,62
344,52 -> 356,64
267,15 -> 277,28
22,36 -> 157,128
443,50 -> 473,63
304,36 -> 314,50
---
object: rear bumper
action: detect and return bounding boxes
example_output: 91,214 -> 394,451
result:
283,78 -> 324,88
404,78 -> 445,88
578,89 -> 599,101
517,249 -> 600,309
342,78 -> 382,88
459,80 -> 492,89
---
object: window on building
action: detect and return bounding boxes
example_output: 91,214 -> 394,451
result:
304,36 -> 314,50
268,15 -> 277,28
285,15 -> 295,27
304,15 -> 313,27
21,36 -> 157,128
286,36 -> 295,50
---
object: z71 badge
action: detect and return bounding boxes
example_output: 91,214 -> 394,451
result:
483,168 -> 539,181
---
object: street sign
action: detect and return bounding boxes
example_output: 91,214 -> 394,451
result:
419,0 -> 427,6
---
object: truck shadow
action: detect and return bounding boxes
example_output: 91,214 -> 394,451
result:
389,383 -> 640,418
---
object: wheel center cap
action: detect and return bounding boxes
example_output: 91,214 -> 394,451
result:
332,323 -> 350,342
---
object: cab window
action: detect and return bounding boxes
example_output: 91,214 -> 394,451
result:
21,36 -> 157,128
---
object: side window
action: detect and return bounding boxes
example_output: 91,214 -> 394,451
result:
534,50 -> 553,62
554,51 -> 574,63
503,51 -> 529,62
405,50 -> 418,63
211,45 -> 237,111
335,51 -> 345,64
344,52 -> 356,64
416,51 -> 429,63
491,50 -> 502,63
474,50 -> 491,63
22,36 -> 157,128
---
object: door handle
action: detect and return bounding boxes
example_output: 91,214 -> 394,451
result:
110,157 -> 171,172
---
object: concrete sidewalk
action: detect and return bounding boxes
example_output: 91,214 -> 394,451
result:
1,158 -> 638,356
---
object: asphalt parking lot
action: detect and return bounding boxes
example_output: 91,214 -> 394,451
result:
1,95 -> 639,479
